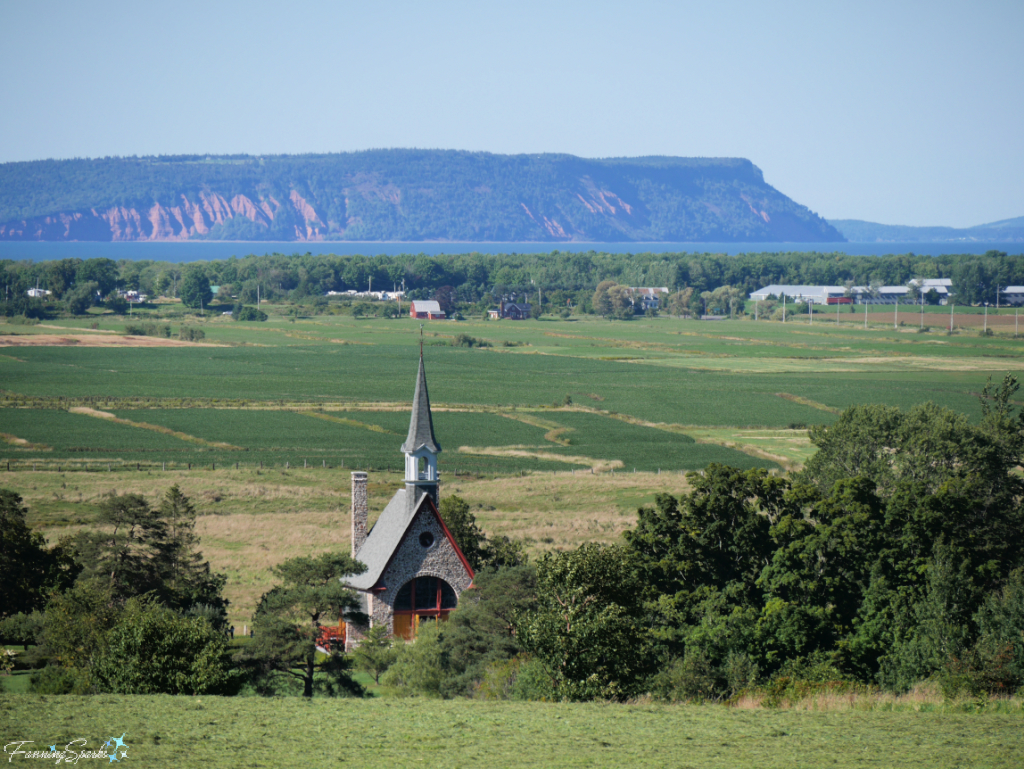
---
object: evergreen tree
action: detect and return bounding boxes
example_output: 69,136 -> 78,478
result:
240,552 -> 367,698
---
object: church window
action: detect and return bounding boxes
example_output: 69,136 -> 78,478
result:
419,531 -> 435,548
392,576 -> 458,640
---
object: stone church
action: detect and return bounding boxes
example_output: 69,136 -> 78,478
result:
344,353 -> 474,648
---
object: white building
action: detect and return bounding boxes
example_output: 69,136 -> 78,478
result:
908,278 -> 953,304
1001,287 -> 1024,306
748,285 -> 849,305
751,280 -> 957,307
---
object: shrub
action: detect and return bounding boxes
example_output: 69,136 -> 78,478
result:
29,664 -> 92,695
453,334 -> 491,348
104,293 -> 128,314
92,600 -> 236,695
179,326 -> 205,341
379,622 -> 446,697
233,305 -> 268,322
475,655 -> 554,701
124,323 -> 171,337
650,650 -> 720,702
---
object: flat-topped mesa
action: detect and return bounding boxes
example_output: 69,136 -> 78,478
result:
401,352 -> 441,506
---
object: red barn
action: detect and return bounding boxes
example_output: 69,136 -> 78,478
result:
409,300 -> 445,320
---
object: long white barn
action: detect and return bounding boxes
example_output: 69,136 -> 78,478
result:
750,279 -> 955,306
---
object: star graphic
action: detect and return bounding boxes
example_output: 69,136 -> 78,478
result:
108,753 -> 119,763
111,734 -> 127,751
50,746 -> 56,752
120,750 -> 128,759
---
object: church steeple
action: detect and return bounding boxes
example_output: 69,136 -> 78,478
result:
402,352 -> 440,504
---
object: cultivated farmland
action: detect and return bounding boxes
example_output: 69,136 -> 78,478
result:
4,309 -> 1024,624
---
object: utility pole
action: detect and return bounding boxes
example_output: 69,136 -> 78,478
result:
782,294 -> 786,323
920,292 -> 924,329
984,303 -> 989,333
950,300 -> 954,332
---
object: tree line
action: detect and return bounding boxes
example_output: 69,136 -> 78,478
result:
4,249 -> 1024,320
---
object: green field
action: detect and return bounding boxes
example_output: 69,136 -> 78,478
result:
4,311 -> 1023,475
2,694 -> 1022,768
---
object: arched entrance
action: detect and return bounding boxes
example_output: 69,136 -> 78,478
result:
392,576 -> 458,640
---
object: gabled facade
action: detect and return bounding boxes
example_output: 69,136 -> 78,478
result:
490,298 -> 532,320
344,353 -> 473,648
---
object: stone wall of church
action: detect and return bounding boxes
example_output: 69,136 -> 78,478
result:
373,506 -> 473,635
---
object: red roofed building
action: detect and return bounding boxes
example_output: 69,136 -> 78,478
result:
409,300 -> 445,320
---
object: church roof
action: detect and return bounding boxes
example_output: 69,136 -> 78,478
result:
400,354 -> 441,454
347,487 -> 426,590
346,486 -> 474,590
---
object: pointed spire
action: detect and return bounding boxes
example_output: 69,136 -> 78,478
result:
401,352 -> 441,454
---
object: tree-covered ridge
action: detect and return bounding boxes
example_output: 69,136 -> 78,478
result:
830,217 -> 1024,243
0,151 -> 843,243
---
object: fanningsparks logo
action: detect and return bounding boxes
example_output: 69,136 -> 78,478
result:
4,734 -> 129,764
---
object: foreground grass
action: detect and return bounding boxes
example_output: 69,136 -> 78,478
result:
2,694 -> 1021,768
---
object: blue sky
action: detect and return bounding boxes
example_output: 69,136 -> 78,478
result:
1,0 -> 1021,228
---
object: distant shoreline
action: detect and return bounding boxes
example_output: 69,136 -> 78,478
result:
1,240 -> 1021,263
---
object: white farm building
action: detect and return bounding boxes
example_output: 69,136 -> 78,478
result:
748,285 -> 849,305
751,279 -> 955,306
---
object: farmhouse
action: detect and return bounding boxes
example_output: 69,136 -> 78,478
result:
489,299 -> 532,319
344,353 -> 474,648
630,287 -> 669,311
409,300 -> 445,320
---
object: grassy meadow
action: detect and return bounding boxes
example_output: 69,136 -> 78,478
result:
2,693 -> 1022,768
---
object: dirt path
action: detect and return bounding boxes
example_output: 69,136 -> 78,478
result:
0,333 -> 220,347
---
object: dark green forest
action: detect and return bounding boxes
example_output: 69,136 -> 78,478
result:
0,151 -> 842,242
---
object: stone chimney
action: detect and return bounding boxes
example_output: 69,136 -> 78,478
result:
351,472 -> 368,556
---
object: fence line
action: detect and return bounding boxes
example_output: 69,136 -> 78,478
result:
1,459 -> 693,477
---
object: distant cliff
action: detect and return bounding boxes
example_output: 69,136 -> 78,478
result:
829,217 -> 1024,243
0,151 -> 843,243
